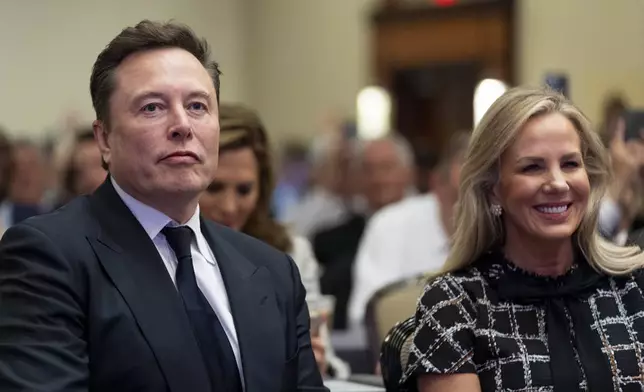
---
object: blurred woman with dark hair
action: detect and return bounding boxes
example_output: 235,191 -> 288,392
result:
56,129 -> 107,207
66,131 -> 105,195
200,103 -> 350,379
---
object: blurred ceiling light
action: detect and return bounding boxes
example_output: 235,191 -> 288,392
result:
357,86 -> 391,140
473,78 -> 508,128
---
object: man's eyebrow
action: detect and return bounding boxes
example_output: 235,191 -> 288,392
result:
186,91 -> 211,101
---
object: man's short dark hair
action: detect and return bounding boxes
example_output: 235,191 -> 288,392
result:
90,20 -> 222,125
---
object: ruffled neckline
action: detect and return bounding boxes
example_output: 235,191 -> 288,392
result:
477,248 -> 603,303
480,247 -> 582,278
503,255 -> 580,284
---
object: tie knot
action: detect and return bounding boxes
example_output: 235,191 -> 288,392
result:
162,226 -> 193,261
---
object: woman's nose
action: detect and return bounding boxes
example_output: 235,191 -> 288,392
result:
220,192 -> 238,215
544,169 -> 570,193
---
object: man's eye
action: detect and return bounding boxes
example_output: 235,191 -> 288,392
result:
141,103 -> 159,112
189,102 -> 207,111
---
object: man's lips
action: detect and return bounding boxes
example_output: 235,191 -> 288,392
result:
160,151 -> 200,162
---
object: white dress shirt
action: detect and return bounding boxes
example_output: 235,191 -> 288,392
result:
347,194 -> 450,326
112,179 -> 244,379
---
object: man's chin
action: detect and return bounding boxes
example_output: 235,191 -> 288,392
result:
159,174 -> 209,192
150,184 -> 205,200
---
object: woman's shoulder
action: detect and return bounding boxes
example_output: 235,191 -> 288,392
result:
402,267 -> 484,383
420,264 -> 492,309
426,267 -> 485,287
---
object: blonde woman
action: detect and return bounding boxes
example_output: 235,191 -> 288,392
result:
401,87 -> 644,392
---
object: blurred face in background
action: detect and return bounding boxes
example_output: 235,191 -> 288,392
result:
71,139 -> 107,196
358,139 -> 411,211
431,154 -> 463,199
431,153 -> 464,234
311,135 -> 354,199
200,147 -> 259,230
9,144 -> 46,205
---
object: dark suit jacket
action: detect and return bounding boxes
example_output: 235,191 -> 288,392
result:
312,214 -> 366,330
0,180 -> 327,392
11,202 -> 42,224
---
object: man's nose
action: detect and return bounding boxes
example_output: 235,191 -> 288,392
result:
168,106 -> 193,140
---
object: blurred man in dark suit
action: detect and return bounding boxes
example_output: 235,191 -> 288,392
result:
0,20 -> 326,392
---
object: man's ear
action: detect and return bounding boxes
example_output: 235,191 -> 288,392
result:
93,120 -> 111,169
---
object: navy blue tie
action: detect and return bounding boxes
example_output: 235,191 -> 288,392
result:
162,226 -> 243,392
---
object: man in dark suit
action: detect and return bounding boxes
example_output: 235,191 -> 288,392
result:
0,20 -> 327,392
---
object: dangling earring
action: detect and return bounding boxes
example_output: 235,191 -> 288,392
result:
491,204 -> 503,217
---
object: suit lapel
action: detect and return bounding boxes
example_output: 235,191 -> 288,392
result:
201,221 -> 285,392
87,180 -> 210,392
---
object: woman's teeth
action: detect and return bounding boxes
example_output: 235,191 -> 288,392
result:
536,205 -> 568,213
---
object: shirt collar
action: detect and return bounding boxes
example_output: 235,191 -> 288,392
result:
111,176 -> 203,241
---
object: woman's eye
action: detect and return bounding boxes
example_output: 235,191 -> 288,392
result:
206,183 -> 224,193
521,164 -> 540,173
562,161 -> 580,168
237,184 -> 253,196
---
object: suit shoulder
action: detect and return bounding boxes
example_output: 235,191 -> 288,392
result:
206,223 -> 303,292
205,220 -> 288,262
0,197 -> 96,279
16,197 -> 94,240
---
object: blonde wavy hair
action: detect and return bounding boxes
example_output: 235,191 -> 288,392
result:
443,86 -> 644,276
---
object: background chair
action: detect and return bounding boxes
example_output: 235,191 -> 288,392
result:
380,316 -> 417,392
364,275 -> 425,364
